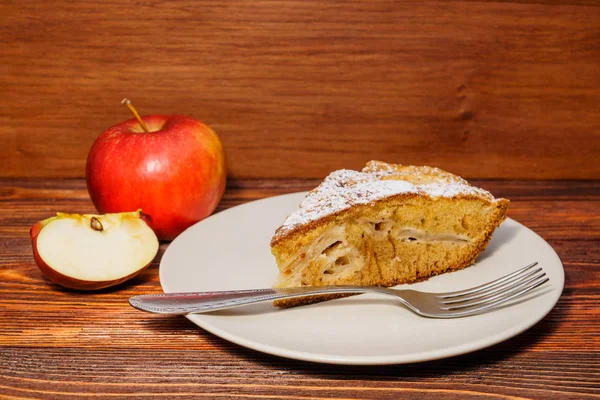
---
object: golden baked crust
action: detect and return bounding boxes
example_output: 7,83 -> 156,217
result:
270,161 -> 509,307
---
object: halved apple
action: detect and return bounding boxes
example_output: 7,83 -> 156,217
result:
30,210 -> 159,290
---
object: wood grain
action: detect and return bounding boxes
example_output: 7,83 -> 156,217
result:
1,1 -> 600,179
0,178 -> 599,399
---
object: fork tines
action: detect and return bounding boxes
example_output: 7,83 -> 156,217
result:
437,262 -> 549,316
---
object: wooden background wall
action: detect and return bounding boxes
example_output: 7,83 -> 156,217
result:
2,0 -> 599,180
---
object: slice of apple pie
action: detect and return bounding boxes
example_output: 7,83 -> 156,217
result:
270,161 -> 509,306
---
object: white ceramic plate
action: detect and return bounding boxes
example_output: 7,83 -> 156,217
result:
160,192 -> 564,365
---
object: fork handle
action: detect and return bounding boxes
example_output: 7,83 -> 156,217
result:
129,286 -> 394,315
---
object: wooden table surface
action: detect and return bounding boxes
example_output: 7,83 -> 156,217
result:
1,178 -> 599,399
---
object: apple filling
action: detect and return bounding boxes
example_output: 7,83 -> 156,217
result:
274,219 -> 474,287
274,226 -> 364,287
395,227 -> 471,243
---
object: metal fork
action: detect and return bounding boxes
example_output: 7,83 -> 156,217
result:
129,262 -> 548,318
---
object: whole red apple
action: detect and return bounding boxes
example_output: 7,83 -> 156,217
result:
86,105 -> 226,241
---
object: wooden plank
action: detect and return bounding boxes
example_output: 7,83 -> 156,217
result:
0,348 -> 598,399
1,179 -> 599,239
1,1 -> 599,179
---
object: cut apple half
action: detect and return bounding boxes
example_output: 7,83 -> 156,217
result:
30,210 -> 159,290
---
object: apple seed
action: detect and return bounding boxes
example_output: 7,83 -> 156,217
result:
90,217 -> 104,231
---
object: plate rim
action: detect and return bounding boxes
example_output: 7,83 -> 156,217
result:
160,192 -> 565,365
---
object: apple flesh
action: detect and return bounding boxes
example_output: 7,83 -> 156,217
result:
30,210 -> 159,290
86,114 -> 226,241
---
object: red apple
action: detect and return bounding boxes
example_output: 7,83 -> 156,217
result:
86,101 -> 226,240
31,210 -> 159,290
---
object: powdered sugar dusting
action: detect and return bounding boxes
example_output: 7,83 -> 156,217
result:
418,183 -> 493,199
281,170 -> 418,231
274,162 -> 497,239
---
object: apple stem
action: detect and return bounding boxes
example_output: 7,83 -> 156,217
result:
90,217 -> 104,231
121,98 -> 149,133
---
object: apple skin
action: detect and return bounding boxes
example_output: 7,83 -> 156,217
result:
86,115 -> 226,241
30,211 -> 158,290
